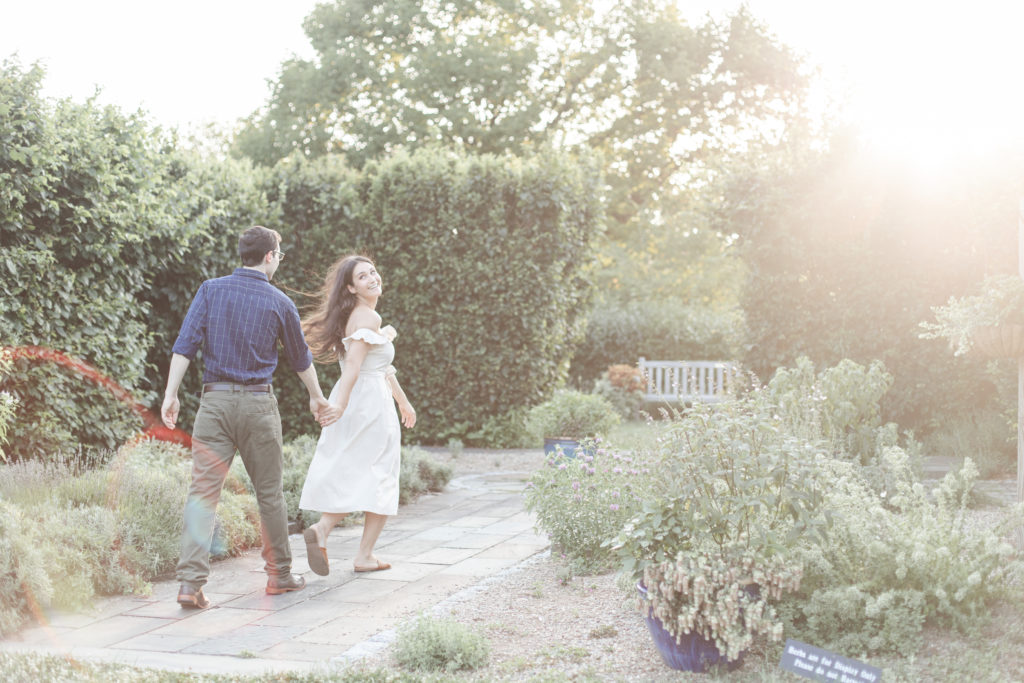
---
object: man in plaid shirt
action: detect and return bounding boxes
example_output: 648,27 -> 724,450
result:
161,225 -> 335,609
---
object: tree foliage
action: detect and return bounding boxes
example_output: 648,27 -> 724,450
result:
235,0 -> 806,231
726,131 -> 1024,430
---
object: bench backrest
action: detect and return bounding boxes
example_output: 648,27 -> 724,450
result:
638,358 -> 736,403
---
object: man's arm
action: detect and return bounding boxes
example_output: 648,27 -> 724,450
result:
296,364 -> 335,425
161,353 -> 191,429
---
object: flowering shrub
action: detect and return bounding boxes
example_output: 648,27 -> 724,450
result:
593,364 -> 645,419
643,546 -> 804,662
525,439 -> 655,572
608,395 -> 832,661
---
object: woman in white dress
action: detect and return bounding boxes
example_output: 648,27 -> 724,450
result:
299,255 -> 416,575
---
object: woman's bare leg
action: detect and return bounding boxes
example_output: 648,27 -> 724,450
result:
313,512 -> 347,546
354,512 -> 388,568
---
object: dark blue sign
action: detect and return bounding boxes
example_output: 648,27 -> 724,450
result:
779,639 -> 882,682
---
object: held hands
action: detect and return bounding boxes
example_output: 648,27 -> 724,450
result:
310,396 -> 341,428
318,402 -> 344,427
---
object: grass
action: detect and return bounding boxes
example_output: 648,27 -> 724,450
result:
603,417 -> 670,452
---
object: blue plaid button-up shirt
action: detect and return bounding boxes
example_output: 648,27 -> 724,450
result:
171,268 -> 313,384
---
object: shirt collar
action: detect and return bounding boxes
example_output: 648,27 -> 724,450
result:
233,267 -> 270,282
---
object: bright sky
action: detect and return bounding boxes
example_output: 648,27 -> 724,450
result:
3,0 -> 1023,165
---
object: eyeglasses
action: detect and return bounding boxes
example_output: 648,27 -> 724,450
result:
272,250 -> 286,260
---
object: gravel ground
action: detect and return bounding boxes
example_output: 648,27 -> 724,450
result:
356,447 -> 765,681
353,447 -> 1024,682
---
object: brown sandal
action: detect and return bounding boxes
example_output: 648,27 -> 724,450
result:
354,559 -> 391,573
303,527 -> 329,576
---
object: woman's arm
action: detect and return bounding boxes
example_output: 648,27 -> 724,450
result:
332,340 -> 370,414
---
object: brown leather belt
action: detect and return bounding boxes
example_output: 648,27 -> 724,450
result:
202,383 -> 272,394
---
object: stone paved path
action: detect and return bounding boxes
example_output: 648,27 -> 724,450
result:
0,469 -> 548,676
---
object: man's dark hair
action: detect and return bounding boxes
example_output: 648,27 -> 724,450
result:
238,226 -> 282,266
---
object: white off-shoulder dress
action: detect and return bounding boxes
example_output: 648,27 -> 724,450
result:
299,326 -> 401,516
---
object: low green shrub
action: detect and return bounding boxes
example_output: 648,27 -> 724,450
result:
465,406 -> 533,448
37,505 -> 145,610
526,390 -> 620,442
526,440 -> 655,573
780,453 -> 1024,656
605,395 -> 832,661
399,447 -> 453,505
393,614 -> 490,673
0,501 -> 52,636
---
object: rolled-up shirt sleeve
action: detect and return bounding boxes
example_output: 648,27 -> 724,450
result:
280,300 -> 313,373
171,283 -> 208,360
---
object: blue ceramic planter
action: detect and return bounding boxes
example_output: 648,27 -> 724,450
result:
543,437 -> 583,458
636,582 -> 743,673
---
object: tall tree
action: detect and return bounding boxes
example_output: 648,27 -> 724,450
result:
234,0 -> 807,233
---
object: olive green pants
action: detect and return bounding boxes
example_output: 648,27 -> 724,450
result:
176,389 -> 291,588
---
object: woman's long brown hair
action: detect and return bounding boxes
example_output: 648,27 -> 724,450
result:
302,255 -> 374,362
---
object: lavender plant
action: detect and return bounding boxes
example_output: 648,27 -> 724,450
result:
525,439 -> 656,573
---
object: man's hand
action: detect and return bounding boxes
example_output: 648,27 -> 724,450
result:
310,395 -> 329,420
161,394 -> 180,429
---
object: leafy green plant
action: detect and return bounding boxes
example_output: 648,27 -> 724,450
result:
392,614 -> 490,673
526,390 -> 620,442
608,395 -> 832,661
766,356 -> 894,461
525,442 -> 656,573
920,274 -> 1024,356
465,406 -> 534,448
779,453 -> 1024,656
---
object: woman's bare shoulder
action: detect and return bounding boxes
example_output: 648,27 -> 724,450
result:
346,306 -> 382,334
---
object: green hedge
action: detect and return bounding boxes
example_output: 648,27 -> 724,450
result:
568,298 -> 744,386
269,148 -> 604,444
2,58 -> 603,456
0,60 -> 182,460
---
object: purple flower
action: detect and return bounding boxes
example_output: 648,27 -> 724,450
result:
558,463 -> 567,470
613,467 -> 622,474
611,490 -> 620,498
572,481 -> 580,490
587,467 -> 596,475
610,504 -> 620,511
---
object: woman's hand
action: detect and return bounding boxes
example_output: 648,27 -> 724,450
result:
318,403 -> 345,427
399,402 -> 416,428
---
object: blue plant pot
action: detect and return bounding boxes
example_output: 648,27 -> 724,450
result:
543,437 -> 581,458
636,582 -> 743,673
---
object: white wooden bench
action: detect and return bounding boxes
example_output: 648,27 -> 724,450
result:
638,358 -> 737,403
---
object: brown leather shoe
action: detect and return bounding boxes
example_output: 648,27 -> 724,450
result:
266,573 -> 306,595
177,584 -> 210,609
